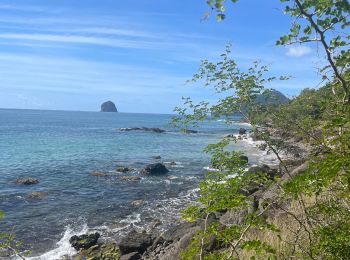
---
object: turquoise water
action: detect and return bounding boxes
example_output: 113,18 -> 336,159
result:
0,109 -> 257,258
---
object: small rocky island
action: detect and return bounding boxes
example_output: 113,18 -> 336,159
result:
101,101 -> 118,112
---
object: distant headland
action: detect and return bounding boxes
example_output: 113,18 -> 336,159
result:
100,101 -> 118,112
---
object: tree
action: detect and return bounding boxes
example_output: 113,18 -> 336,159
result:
173,1 -> 350,259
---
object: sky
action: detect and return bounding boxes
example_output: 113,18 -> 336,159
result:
0,0 -> 324,113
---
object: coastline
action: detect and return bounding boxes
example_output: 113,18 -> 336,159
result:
67,128 -> 309,260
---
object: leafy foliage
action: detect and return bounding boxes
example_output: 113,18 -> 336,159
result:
172,1 -> 350,259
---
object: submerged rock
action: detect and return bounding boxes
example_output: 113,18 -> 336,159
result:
27,191 -> 47,200
131,200 -> 144,207
15,178 -> 39,185
90,171 -> 109,177
140,163 -> 169,176
116,167 -> 133,173
152,155 -> 161,160
69,233 -> 100,251
119,176 -> 141,182
118,230 -> 153,255
100,101 -> 118,112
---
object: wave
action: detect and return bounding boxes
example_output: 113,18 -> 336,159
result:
27,224 -> 88,260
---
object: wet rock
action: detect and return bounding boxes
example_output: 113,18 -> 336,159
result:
119,230 -> 153,255
119,176 -> 141,182
119,127 -> 165,133
239,128 -> 247,135
225,134 -> 235,138
140,163 -> 169,176
152,155 -> 161,159
27,191 -> 47,200
69,232 -> 100,251
90,171 -> 109,177
131,200 -> 144,207
119,252 -> 141,260
15,178 -> 39,185
116,167 -> 133,173
74,242 -> 119,260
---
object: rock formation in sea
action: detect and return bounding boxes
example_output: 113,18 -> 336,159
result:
101,101 -> 118,112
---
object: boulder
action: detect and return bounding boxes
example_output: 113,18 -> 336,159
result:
162,222 -> 197,242
118,230 -> 153,255
239,128 -> 247,135
140,163 -> 169,176
100,101 -> 118,112
131,200 -> 144,207
152,156 -> 161,159
15,178 -> 39,185
27,191 -> 47,199
119,176 -> 141,182
74,242 -> 119,260
119,252 -> 141,260
116,167 -> 133,173
69,232 -> 100,251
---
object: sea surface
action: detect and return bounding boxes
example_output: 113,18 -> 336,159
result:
0,109 -> 275,259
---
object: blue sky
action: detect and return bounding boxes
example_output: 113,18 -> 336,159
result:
0,0 -> 322,113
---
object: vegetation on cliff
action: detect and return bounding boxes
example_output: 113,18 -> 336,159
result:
173,0 -> 350,259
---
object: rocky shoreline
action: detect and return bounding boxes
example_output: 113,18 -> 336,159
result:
68,127 -> 310,260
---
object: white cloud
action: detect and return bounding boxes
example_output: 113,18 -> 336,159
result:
286,46 -> 312,57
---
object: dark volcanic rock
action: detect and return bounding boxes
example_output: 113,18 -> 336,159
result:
119,230 -> 153,255
116,166 -> 133,173
162,222 -> 197,242
119,127 -> 165,133
15,178 -> 39,185
239,128 -> 247,135
69,232 -> 100,251
140,163 -> 169,176
100,101 -> 118,112
119,252 -> 141,260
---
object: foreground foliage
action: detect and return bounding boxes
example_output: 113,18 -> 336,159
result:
174,0 -> 350,259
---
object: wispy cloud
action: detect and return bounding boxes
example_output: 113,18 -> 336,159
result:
286,46 -> 312,57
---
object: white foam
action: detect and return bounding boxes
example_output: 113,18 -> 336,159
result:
27,224 -> 88,260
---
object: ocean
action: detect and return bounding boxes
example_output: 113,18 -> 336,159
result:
0,109 -> 274,259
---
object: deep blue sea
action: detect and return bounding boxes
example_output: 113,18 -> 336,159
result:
0,109 -> 272,259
